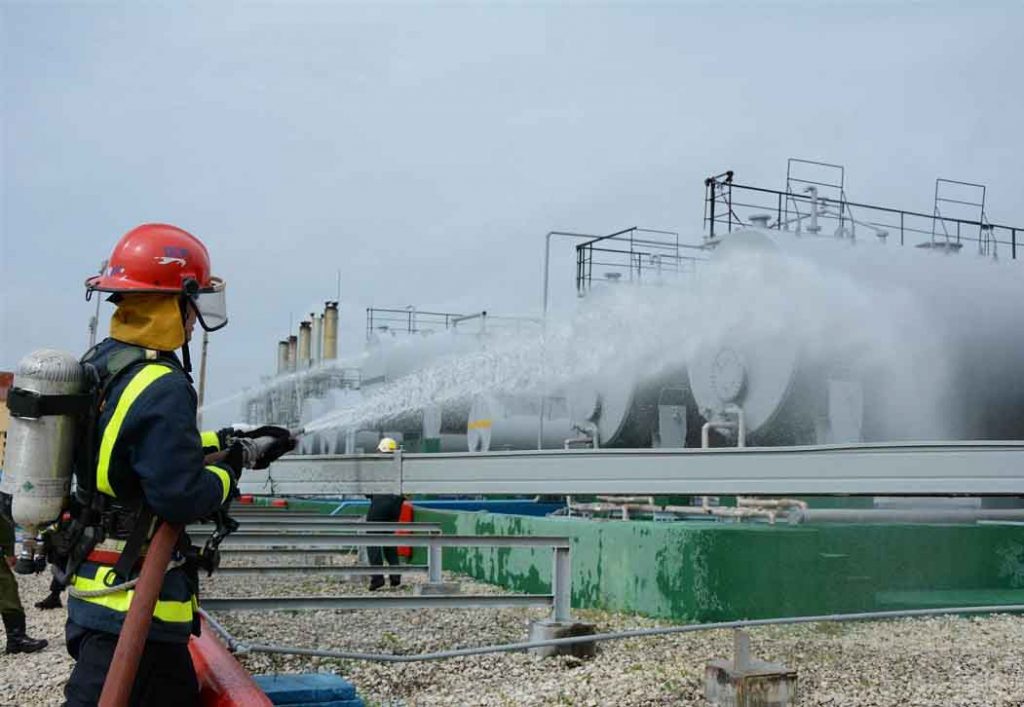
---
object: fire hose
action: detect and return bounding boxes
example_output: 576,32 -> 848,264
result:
97,429 -> 302,707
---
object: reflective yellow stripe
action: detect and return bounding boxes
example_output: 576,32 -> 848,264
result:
206,465 -> 232,504
200,430 -> 221,450
70,567 -> 193,624
96,364 -> 173,498
468,418 -> 493,430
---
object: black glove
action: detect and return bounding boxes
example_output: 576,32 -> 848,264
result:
220,441 -> 246,478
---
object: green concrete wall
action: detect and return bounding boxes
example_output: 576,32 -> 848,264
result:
248,497 -> 1024,622
411,509 -> 1024,622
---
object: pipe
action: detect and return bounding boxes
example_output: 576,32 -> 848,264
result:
99,522 -> 183,707
789,508 -> 1024,525
286,336 -> 297,372
297,321 -> 312,369
216,603 -> 1024,664
701,407 -> 745,448
323,301 -> 339,360
805,186 -> 821,234
276,341 -> 289,375
542,231 -> 599,319
189,616 -> 273,707
312,314 -> 323,364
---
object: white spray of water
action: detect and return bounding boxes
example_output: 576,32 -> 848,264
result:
298,233 -> 1024,443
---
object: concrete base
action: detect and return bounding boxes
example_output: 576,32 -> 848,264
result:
414,582 -> 462,596
704,660 -> 797,707
527,619 -> 597,658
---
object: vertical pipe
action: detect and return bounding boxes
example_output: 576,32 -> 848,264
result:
708,183 -> 717,239
277,340 -> 289,375
196,331 -> 209,428
312,314 -> 323,364
552,546 -> 572,622
297,321 -> 312,369
323,301 -> 339,360
427,543 -> 443,584
1013,228 -> 1017,260
287,336 -> 297,372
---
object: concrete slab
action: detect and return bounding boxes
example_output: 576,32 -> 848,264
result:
704,631 -> 796,707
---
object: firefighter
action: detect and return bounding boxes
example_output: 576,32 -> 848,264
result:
61,224 -> 294,706
0,509 -> 48,654
367,437 -> 403,591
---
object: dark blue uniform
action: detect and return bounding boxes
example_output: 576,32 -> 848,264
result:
63,338 -> 233,707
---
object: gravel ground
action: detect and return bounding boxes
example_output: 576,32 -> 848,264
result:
2,555 -> 1024,706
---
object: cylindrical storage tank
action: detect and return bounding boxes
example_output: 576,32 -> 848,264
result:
312,314 -> 323,364
323,301 -> 339,360
297,321 -> 312,369
688,226 -> 1024,444
276,341 -> 289,375
0,350 -> 85,532
467,394 -> 573,452
569,370 -> 700,448
287,335 -> 298,372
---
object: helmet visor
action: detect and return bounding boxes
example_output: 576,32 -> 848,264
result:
191,277 -> 228,331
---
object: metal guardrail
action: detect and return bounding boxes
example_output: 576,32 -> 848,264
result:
243,442 -> 1024,497
188,521 -> 442,535
574,226 -> 706,293
212,564 -> 430,577
205,533 -> 574,621
202,594 -> 555,612
703,174 -> 1023,258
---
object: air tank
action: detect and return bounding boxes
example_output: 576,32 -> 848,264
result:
0,349 -> 85,531
688,226 -> 1024,444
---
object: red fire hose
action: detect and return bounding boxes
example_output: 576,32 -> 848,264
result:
98,521 -> 183,707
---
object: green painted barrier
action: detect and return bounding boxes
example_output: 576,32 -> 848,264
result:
412,508 -> 1024,622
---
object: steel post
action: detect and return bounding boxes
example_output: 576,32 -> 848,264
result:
552,546 -> 572,622
428,543 -> 443,584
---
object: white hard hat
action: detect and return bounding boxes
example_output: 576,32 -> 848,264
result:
377,437 -> 398,453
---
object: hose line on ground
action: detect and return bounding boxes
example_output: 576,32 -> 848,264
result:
198,603 -> 1024,664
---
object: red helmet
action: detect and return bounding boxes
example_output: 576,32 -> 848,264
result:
86,223 -> 228,331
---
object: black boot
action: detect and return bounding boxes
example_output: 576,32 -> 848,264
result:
368,576 -> 385,591
2,611 -> 48,654
34,591 -> 62,610
389,575 -> 401,587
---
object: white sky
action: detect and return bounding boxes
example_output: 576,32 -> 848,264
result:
2,1 -> 1022,422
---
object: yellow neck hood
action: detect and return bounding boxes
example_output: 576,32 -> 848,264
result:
110,294 -> 186,351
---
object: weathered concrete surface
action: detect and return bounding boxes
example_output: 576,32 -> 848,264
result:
705,630 -> 797,706
410,506 -> 1024,623
705,660 -> 797,707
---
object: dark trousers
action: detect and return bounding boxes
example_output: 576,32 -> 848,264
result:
367,494 -> 404,583
63,625 -> 199,707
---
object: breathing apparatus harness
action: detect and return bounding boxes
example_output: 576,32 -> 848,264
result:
25,343 -> 238,593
